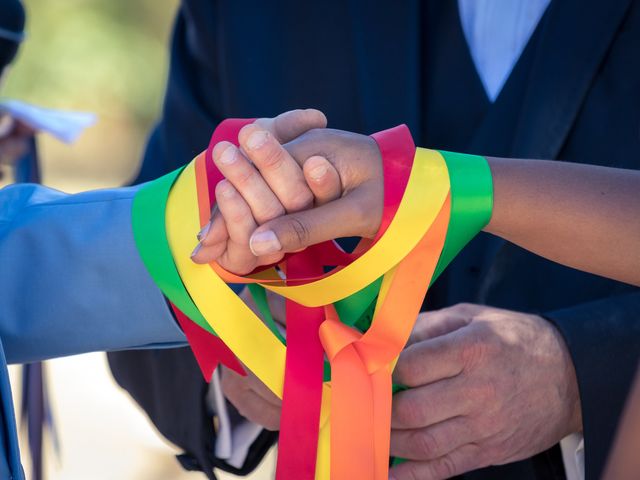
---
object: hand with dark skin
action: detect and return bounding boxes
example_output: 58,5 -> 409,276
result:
193,113 -> 638,478
192,121 -> 640,286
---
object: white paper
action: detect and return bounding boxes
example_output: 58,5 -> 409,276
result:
0,99 -> 96,143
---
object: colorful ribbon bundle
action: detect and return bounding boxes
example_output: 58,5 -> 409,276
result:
131,120 -> 493,480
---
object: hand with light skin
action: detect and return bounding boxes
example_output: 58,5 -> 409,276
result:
193,119 -> 640,286
192,127 -> 380,273
194,113 -> 638,478
388,303 -> 582,480
191,114 -> 345,274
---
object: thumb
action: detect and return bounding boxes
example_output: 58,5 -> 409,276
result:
248,195 -> 370,256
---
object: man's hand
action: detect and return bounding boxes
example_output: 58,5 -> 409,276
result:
389,303 -> 582,480
219,287 -> 284,431
193,126 -> 384,274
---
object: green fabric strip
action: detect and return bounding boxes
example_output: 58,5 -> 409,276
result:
431,150 -> 494,283
392,150 -> 493,465
131,167 -> 217,335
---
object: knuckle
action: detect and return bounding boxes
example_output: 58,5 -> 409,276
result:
414,430 -> 441,458
394,396 -> 424,428
432,453 -> 458,479
394,354 -> 420,387
455,302 -> 476,311
258,142 -> 285,170
256,202 -> 286,224
480,378 -> 499,404
234,403 -> 256,422
233,167 -> 257,188
220,374 -> 241,397
348,199 -> 375,237
227,208 -> 250,225
402,465 -> 424,480
284,187 -> 314,212
461,322 -> 498,370
286,216 -> 310,246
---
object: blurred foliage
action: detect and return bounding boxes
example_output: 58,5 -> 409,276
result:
1,0 -> 180,190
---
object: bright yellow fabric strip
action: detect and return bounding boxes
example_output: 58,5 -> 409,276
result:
167,162 -> 289,396
166,149 -> 450,479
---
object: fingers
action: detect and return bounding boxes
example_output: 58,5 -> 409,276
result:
220,367 -> 282,431
393,329 -> 468,387
192,180 -> 259,272
247,180 -> 381,256
303,155 -> 342,205
389,444 -> 484,480
238,124 -> 314,213
198,208 -> 227,246
391,376 -> 473,430
390,416 -> 474,460
212,141 -> 285,224
406,307 -> 474,347
254,108 -> 327,143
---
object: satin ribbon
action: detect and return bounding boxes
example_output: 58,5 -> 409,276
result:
131,166 -> 244,377
132,121 -> 493,480
166,135 -> 448,480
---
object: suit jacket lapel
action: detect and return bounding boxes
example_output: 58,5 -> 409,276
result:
463,0 -> 631,269
347,0 -> 421,135
511,0 -> 632,159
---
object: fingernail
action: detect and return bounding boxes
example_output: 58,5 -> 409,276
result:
246,130 -> 269,150
250,230 -> 282,256
308,164 -> 327,181
190,242 -> 202,258
218,145 -> 237,165
197,222 -> 211,241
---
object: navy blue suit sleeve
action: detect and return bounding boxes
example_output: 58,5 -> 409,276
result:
545,292 -> 640,480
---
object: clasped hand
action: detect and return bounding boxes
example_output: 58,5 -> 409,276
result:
197,110 -> 582,480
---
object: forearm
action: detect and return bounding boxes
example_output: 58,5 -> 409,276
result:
484,157 -> 640,286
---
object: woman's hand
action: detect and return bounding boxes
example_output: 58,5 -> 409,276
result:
193,124 -> 384,275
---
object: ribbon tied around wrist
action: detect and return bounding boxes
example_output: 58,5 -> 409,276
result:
131,120 -> 493,480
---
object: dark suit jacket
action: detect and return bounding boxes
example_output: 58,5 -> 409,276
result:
108,1 -> 640,479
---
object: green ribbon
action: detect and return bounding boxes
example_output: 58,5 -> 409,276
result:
392,150 -> 493,465
131,147 -> 492,469
131,167 -> 218,336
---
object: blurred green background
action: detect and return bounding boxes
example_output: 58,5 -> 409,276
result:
2,0 -> 179,191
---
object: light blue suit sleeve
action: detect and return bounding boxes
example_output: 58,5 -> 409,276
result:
0,182 -> 186,364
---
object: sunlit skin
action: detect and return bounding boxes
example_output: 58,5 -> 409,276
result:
195,111 -> 639,480
193,118 -> 640,287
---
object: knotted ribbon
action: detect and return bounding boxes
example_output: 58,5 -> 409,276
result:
131,120 -> 493,480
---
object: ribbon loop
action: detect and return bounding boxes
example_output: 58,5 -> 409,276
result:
131,120 -> 493,480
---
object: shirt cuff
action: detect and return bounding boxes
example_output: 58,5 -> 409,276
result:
207,369 -> 264,469
560,433 -> 585,480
